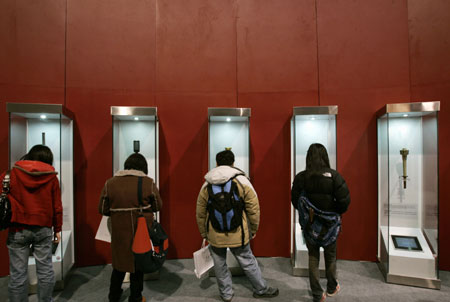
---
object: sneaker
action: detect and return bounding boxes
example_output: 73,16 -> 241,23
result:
319,292 -> 327,302
253,287 -> 279,298
327,282 -> 340,297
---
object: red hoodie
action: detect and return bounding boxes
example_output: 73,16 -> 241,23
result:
0,160 -> 63,232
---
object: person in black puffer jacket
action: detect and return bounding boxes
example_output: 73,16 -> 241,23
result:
291,143 -> 350,302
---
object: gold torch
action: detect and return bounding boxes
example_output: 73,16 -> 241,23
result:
400,148 -> 409,189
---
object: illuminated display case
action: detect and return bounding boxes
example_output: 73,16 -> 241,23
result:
96,106 -> 160,244
111,106 -> 160,280
111,106 -> 158,185
291,106 -> 337,276
208,108 -> 250,175
7,103 -> 74,291
377,101 -> 440,289
208,107 -> 250,275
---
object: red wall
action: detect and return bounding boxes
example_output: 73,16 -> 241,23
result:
0,0 -> 449,275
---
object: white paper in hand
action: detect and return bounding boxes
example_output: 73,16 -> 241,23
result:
95,215 -> 111,243
193,239 -> 214,279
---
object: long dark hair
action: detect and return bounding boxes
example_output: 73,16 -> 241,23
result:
306,143 -> 330,174
22,144 -> 54,165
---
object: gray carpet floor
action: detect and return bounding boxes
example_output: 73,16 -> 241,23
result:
0,258 -> 449,301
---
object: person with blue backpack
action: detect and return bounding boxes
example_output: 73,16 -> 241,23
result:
196,149 -> 279,302
291,143 -> 350,302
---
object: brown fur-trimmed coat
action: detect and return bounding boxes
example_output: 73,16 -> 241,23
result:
99,169 -> 162,273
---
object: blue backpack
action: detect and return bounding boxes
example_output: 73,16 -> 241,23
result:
206,176 -> 245,246
297,194 -> 341,247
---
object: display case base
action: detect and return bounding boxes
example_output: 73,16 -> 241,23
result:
293,225 -> 325,277
377,260 -> 440,289
379,226 -> 437,282
291,255 -> 325,277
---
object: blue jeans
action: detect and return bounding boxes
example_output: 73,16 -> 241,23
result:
209,244 -> 268,300
7,227 -> 55,302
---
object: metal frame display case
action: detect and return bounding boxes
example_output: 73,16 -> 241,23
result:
208,108 -> 251,175
377,101 -> 440,289
111,106 -> 160,280
291,106 -> 337,276
111,106 -> 159,216
7,103 -> 74,291
208,107 -> 251,275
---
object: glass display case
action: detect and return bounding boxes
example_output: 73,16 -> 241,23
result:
110,106 -> 160,281
208,107 -> 250,275
111,106 -> 158,184
96,106 -> 160,244
291,106 -> 337,276
208,108 -> 250,175
7,103 -> 74,291
377,101 -> 440,289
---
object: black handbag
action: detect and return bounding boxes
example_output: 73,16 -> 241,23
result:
0,171 -> 12,231
132,177 -> 168,273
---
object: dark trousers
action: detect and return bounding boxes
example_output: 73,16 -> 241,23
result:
305,240 -> 338,302
109,268 -> 144,302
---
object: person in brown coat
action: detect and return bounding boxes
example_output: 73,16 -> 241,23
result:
99,153 -> 162,302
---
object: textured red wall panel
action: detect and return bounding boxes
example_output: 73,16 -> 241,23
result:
156,0 -> 236,93
0,0 -> 66,97
156,93 -> 237,258
239,92 -> 318,257
67,0 -> 156,91
67,88 -> 160,267
66,0 -> 158,267
316,0 -> 410,261
237,0 -> 317,93
0,0 -> 66,276
236,0 -> 319,257
408,0 -> 450,270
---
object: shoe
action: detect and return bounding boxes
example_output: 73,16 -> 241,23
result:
327,282 -> 340,297
319,292 -> 326,302
253,287 -> 279,298
220,294 -> 233,302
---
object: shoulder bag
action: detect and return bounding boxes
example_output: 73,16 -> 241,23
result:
132,177 -> 169,273
0,171 -> 12,230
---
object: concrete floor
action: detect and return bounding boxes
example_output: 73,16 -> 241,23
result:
0,258 -> 449,301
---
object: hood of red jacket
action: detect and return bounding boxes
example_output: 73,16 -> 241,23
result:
12,160 -> 58,189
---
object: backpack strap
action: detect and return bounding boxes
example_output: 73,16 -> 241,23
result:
137,177 -> 143,215
230,175 -> 246,247
231,175 -> 244,195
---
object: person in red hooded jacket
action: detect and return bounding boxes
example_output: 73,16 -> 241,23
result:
1,144 -> 62,302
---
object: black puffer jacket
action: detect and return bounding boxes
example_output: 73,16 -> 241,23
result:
291,168 -> 350,214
